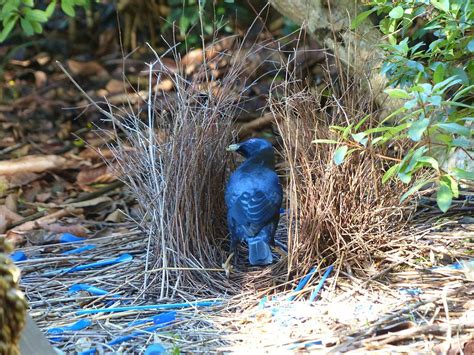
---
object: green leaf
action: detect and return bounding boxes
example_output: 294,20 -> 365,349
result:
389,6 -> 404,19
22,0 -> 34,6
20,18 -> 34,36
436,181 -> 453,213
382,163 -> 399,184
342,125 -> 353,139
384,88 -> 411,99
351,8 -> 376,29
351,132 -> 366,144
408,118 -> 430,141
61,0 -> 76,17
312,139 -> 338,144
354,114 -> 370,131
0,14 -> 18,42
417,156 -> 439,171
433,63 -> 445,84
437,122 -> 471,136
30,20 -> 42,33
24,9 -> 48,22
431,0 -> 450,13
398,172 -> 412,184
45,0 -> 57,17
451,168 -> 474,181
400,179 -> 433,202
333,145 -> 348,166
444,175 -> 459,198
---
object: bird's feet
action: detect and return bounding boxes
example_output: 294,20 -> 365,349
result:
222,252 -> 235,278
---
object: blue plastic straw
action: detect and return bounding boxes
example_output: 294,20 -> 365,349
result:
60,233 -> 86,243
62,245 -> 96,255
69,284 -> 115,297
47,319 -> 92,342
308,265 -> 333,302
127,311 -> 176,327
44,253 -> 133,276
288,266 -> 318,301
76,300 -> 221,315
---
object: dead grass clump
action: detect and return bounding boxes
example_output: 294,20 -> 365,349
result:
108,45 -> 250,298
271,78 -> 415,280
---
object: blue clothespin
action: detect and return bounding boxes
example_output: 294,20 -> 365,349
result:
308,265 -> 333,302
44,253 -> 133,276
10,251 -> 27,262
127,311 -> 176,327
47,319 -> 92,342
145,343 -> 166,354
60,233 -> 86,243
289,266 -> 318,301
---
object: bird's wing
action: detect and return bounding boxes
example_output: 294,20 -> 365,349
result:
232,189 -> 281,236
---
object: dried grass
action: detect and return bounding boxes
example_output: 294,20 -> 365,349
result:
271,66 -> 415,281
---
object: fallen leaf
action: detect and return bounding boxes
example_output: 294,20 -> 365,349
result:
67,59 -> 108,78
105,209 -> 125,223
5,193 -> 17,212
38,222 -> 88,237
34,70 -> 47,88
0,155 -> 67,175
77,164 -> 117,187
66,196 -> 112,209
180,48 -> 203,66
0,205 -> 23,233
105,79 -> 124,94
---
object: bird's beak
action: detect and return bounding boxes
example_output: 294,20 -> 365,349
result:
226,143 -> 240,152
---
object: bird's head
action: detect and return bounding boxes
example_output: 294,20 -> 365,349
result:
226,138 -> 273,158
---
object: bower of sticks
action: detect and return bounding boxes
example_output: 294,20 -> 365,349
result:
11,36 -> 473,354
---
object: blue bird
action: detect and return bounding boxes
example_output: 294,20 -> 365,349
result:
225,138 -> 283,266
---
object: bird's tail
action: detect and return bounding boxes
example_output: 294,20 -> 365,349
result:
248,238 -> 272,265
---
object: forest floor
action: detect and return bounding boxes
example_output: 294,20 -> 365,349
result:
1,25 -> 473,353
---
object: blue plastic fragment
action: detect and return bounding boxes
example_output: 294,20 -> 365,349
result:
47,319 -> 92,342
76,300 -> 221,315
69,284 -> 112,296
78,350 -> 96,355
279,208 -> 286,214
44,253 -> 133,276
62,245 -> 96,255
127,311 -> 176,327
258,296 -> 268,310
400,288 -> 422,296
145,343 -> 166,354
309,265 -> 333,302
108,324 -> 165,346
289,266 -> 318,301
10,251 -> 27,262
59,233 -> 85,243
288,340 -> 323,350
432,259 -> 474,270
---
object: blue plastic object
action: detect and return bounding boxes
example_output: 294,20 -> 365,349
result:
59,233 -> 86,243
10,251 -> 27,262
400,288 -> 422,296
308,265 -> 334,302
44,253 -> 133,276
145,343 -> 166,354
108,324 -> 165,346
47,319 -> 92,342
76,300 -> 221,315
62,245 -> 96,255
127,311 -> 176,327
69,284 -> 113,296
288,266 -> 318,301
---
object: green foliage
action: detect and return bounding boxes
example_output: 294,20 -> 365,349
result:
164,0 -> 249,47
325,0 -> 473,212
0,0 -> 91,42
